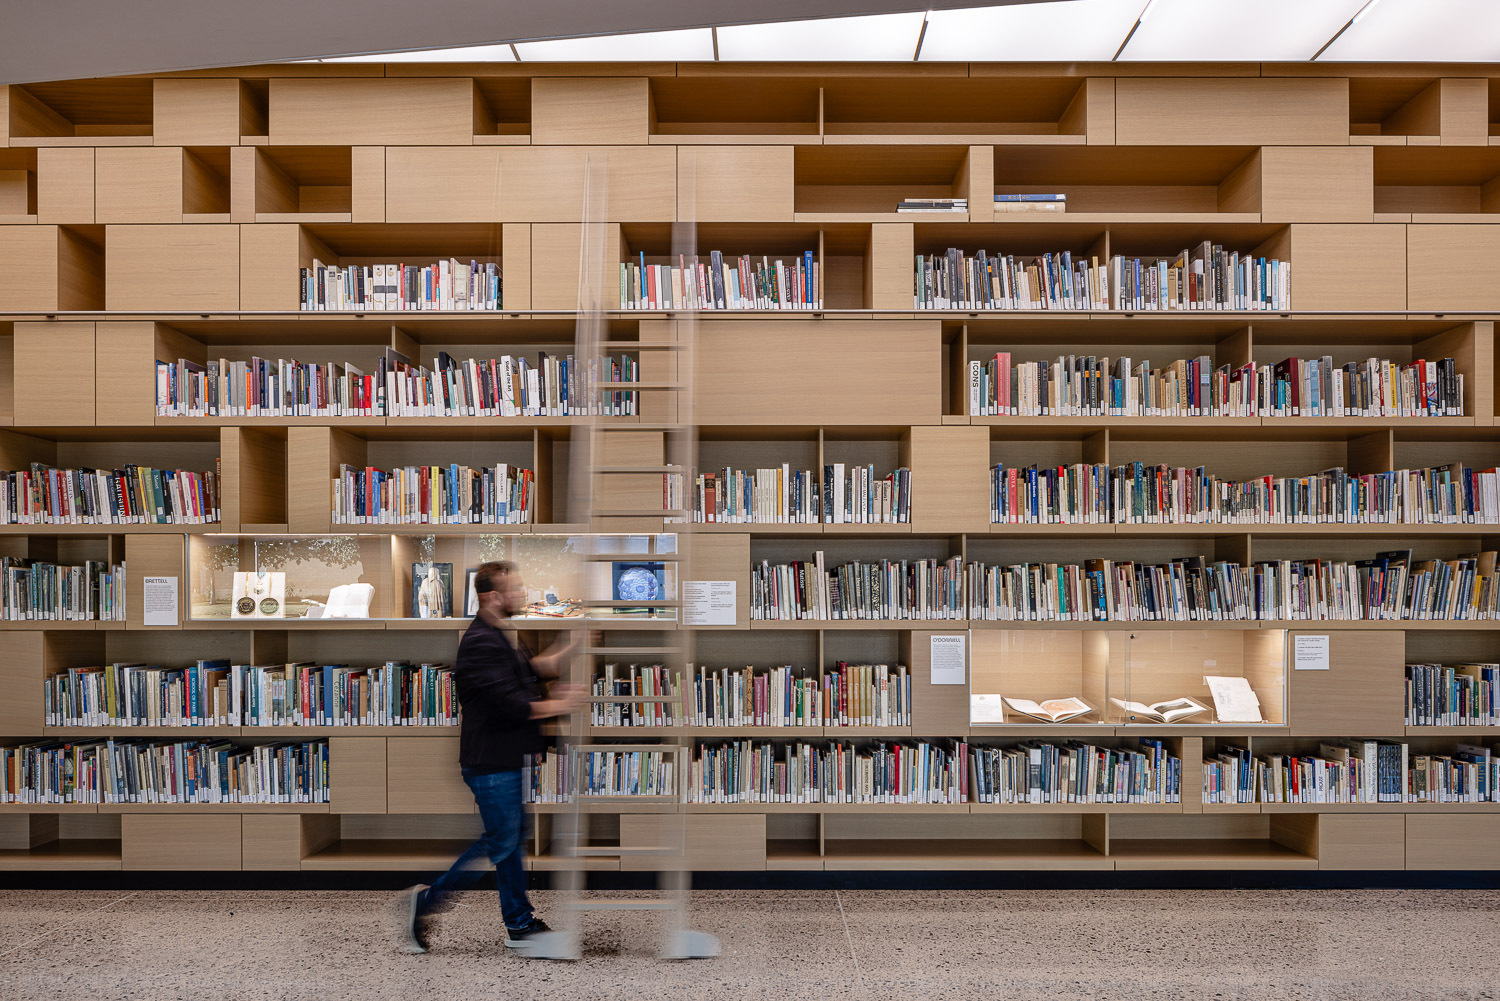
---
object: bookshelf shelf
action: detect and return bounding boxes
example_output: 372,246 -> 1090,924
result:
4,60 -> 1500,874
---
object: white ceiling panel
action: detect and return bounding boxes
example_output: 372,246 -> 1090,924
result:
1320,0 -> 1500,60
717,11 -> 927,60
516,28 -> 715,61
919,0 -> 1145,61
1119,0 -> 1368,60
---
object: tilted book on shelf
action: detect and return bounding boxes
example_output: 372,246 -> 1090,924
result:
1002,697 -> 1094,723
1109,697 -> 1209,724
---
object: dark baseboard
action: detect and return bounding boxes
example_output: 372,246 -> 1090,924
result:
4,870 -> 1500,891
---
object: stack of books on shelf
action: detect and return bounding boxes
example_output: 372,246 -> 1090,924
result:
990,461 -> 1500,526
685,740 -> 967,805
331,463 -> 534,526
1,558 -> 125,622
750,553 -> 966,621
993,193 -> 1066,214
897,197 -> 967,214
970,738 -> 1180,804
301,259 -> 501,311
619,251 -> 821,310
969,353 -> 1463,418
966,550 -> 1500,622
0,463 -> 221,526
592,663 -> 910,728
235,662 -> 458,727
0,739 -> 329,805
156,350 -> 640,419
1406,662 -> 1499,726
692,464 -> 912,525
915,244 -> 1290,311
523,748 -> 676,803
1207,740 -> 1500,804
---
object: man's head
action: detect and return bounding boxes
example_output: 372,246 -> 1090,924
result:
473,560 -> 524,618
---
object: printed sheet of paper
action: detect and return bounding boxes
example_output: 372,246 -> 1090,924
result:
929,634 -> 966,685
1205,675 -> 1264,723
682,580 -> 736,626
970,693 -> 1006,724
143,576 -> 179,627
1293,634 -> 1331,670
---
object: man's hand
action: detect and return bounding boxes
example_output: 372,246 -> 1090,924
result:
530,683 -> 586,719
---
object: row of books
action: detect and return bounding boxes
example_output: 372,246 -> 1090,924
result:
156,350 -> 640,419
2,558 -> 125,622
989,462 -> 1500,527
966,551 -> 1500,623
692,464 -> 912,525
1406,662 -> 1500,727
524,748 -> 676,803
748,549 -> 1500,622
969,353 -> 1463,419
750,555 -> 967,621
684,740 -> 966,805
588,663 -> 912,729
915,245 -> 1291,311
619,251 -> 822,310
970,739 -> 1180,805
301,259 -> 501,311
0,739 -> 328,805
1203,741 -> 1500,804
0,463 -> 221,526
331,463 -> 535,526
43,661 -> 459,728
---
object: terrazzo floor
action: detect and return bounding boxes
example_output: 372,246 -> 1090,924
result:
2,888 -> 1498,1000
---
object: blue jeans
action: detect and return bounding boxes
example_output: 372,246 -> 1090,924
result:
420,768 -> 535,931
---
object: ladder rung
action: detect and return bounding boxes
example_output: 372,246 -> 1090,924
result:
584,647 -> 677,656
572,846 -> 676,856
582,600 -> 682,608
599,341 -> 683,350
570,899 -> 678,911
591,509 -> 687,518
596,382 -> 681,391
582,554 -> 681,562
589,695 -> 683,704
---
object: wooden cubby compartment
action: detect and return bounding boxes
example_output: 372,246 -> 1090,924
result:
8,79 -> 153,145
0,226 -> 105,312
821,76 -> 1098,144
472,78 -> 531,143
970,628 -> 1109,728
1374,147 -> 1500,219
0,322 -> 13,426
0,149 -> 38,221
1350,77 -> 1490,145
0,814 -> 122,871
618,222 -> 866,309
795,145 -> 983,220
991,145 -> 1264,220
1107,813 -> 1318,869
249,147 -> 354,221
182,147 -> 232,219
649,75 -> 819,142
297,222 -> 504,299
187,532 -> 395,622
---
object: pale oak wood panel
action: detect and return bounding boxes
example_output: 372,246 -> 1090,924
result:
94,320 -> 157,426
677,147 -> 793,223
15,320 -> 94,425
0,226 -> 62,311
269,78 -> 476,146
501,222 -> 530,309
1317,814 -> 1404,870
239,223 -> 300,310
1288,630 -> 1403,735
1260,147 -> 1374,223
868,222 -> 914,309
387,736 -> 475,814
619,813 -> 766,870
1408,224 -> 1500,310
122,814 -> 241,870
95,147 -> 182,224
106,224 -> 239,310
36,147 -> 94,224
351,147 -> 384,223
330,737 -> 388,814
695,320 -> 939,425
1290,223 -> 1406,310
910,425 -> 989,535
126,534 -> 186,630
532,78 -> 649,146
498,146 -> 675,223
244,813 -> 338,870
153,78 -> 243,147
1406,815 -> 1500,869
0,632 -> 45,733
385,147 -> 502,222
686,532 -> 750,628
531,222 -> 622,309
1116,79 -> 1348,146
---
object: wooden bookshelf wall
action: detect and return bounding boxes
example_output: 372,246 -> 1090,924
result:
5,61 -> 1500,874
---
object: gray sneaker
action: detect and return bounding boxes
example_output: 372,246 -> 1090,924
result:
396,884 -> 433,954
504,917 -> 552,949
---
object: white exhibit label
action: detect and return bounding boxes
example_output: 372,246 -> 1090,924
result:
683,580 -> 736,626
930,634 -> 966,685
143,576 -> 179,627
970,693 -> 1006,724
1293,634 -> 1331,671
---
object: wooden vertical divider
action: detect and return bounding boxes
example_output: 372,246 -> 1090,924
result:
500,223 -> 530,310
126,534 -> 186,630
225,427 -> 289,531
287,426 -> 365,534
351,147 -> 385,222
1178,737 -> 1204,815
1345,429 -> 1395,476
1080,815 -> 1109,856
907,628 -> 971,737
867,223 -> 914,310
